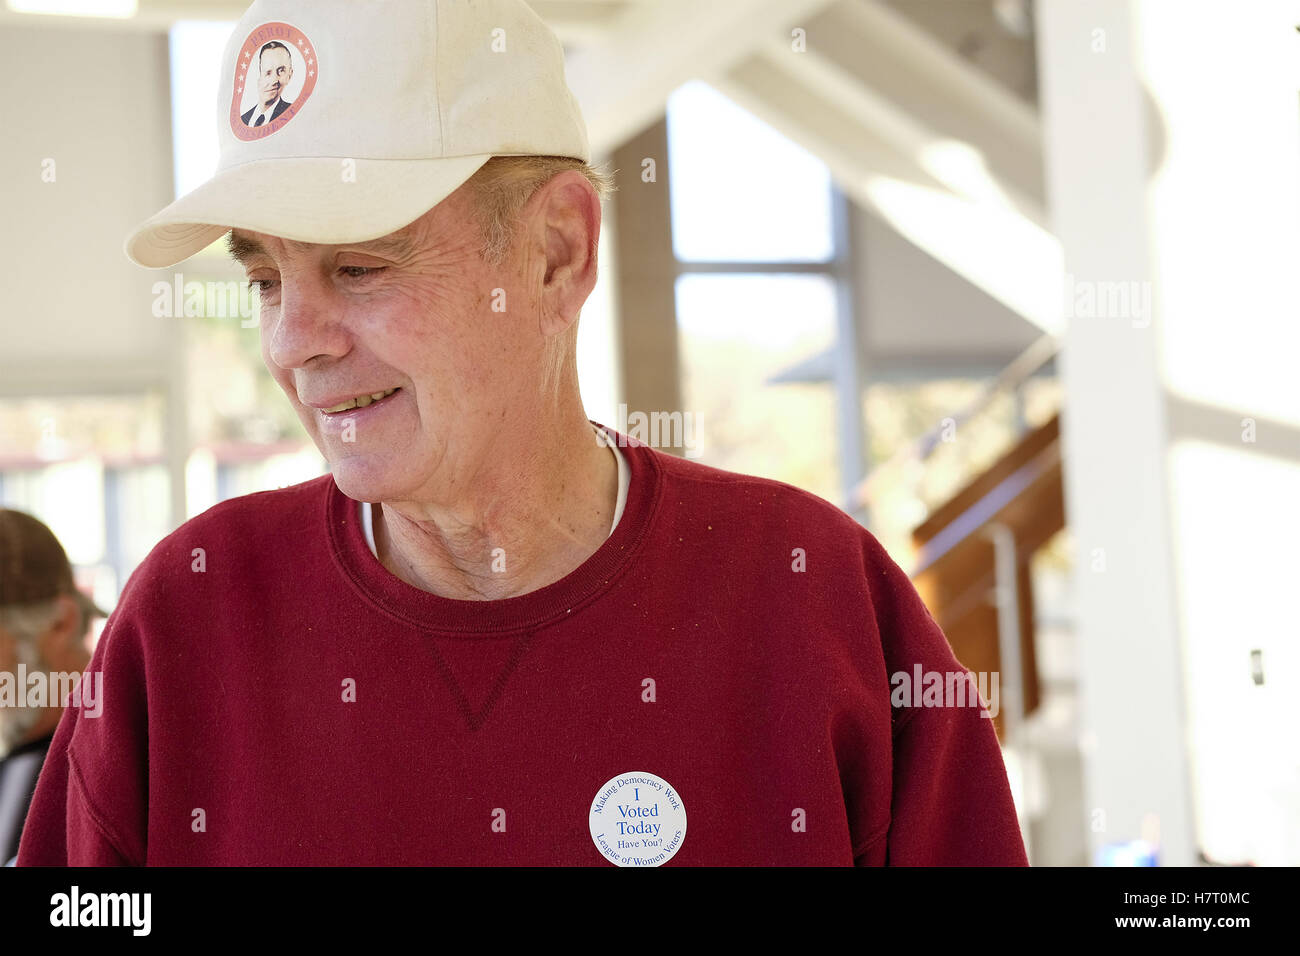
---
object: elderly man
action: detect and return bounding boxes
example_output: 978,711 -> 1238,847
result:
19,0 -> 1026,866
0,509 -> 102,865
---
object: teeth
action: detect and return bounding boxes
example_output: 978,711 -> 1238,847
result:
321,387 -> 398,414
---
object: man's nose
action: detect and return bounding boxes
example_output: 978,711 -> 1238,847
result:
266,281 -> 349,370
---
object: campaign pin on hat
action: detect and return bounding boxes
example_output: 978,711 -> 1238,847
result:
124,0 -> 591,269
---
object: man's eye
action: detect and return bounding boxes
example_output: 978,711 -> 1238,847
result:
340,266 -> 384,280
249,279 -> 279,295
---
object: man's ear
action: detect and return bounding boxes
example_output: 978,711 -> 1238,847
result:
532,171 -> 601,337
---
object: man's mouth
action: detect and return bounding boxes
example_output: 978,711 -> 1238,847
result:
320,387 -> 400,414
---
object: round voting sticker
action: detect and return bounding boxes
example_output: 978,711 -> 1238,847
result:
589,771 -> 687,867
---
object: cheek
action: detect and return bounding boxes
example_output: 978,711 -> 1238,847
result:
367,279 -> 486,356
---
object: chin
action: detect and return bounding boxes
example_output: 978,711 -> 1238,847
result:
326,456 -> 402,504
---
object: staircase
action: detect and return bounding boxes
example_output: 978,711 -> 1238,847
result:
850,333 -> 1091,864
909,412 -> 1064,742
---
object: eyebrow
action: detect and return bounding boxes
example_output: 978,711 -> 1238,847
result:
226,230 -> 415,266
225,231 -> 266,266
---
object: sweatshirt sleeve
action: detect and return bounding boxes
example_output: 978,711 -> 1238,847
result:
16,608 -> 149,867
857,529 -> 1029,867
882,690 -> 1029,865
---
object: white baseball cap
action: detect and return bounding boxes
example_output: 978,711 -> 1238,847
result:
125,0 -> 590,268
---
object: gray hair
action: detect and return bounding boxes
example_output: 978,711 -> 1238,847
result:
0,606 -> 53,757
0,598 -> 64,645
466,155 -> 616,267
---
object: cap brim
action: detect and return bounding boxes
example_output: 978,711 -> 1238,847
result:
124,154 -> 495,269
73,590 -> 109,620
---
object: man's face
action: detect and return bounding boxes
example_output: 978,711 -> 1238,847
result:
234,183 -> 545,505
259,46 -> 292,108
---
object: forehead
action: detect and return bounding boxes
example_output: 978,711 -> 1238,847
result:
260,46 -> 291,65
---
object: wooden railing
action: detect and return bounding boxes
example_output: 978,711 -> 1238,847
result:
849,333 -> 1061,514
910,413 -> 1065,743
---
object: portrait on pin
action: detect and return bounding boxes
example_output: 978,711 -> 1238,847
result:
239,39 -> 301,128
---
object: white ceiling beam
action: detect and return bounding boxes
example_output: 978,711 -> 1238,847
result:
565,0 -> 840,157
716,56 -> 1063,333
0,1 -> 631,37
755,37 -> 1047,228
0,0 -> 245,30
807,0 -> 1044,206
526,0 -> 631,47
718,55 -> 948,194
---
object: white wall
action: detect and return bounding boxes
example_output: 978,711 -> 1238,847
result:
0,25 -> 177,369
0,24 -> 186,524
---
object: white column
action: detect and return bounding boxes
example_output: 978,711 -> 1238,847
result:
1038,0 -> 1300,866
1035,0 -> 1193,865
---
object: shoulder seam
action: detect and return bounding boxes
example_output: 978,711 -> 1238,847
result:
67,747 -> 142,866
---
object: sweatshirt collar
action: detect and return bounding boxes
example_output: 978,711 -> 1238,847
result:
325,423 -> 660,633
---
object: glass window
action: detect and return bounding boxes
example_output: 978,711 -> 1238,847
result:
169,21 -> 237,201
674,273 -> 839,503
666,81 -> 834,263
0,394 -> 171,628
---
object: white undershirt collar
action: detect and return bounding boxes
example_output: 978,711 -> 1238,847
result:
359,424 -> 629,558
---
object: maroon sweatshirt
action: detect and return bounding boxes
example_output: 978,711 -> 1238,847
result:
17,426 -> 1027,866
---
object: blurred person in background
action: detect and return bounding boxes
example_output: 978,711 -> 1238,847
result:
0,508 -> 103,865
